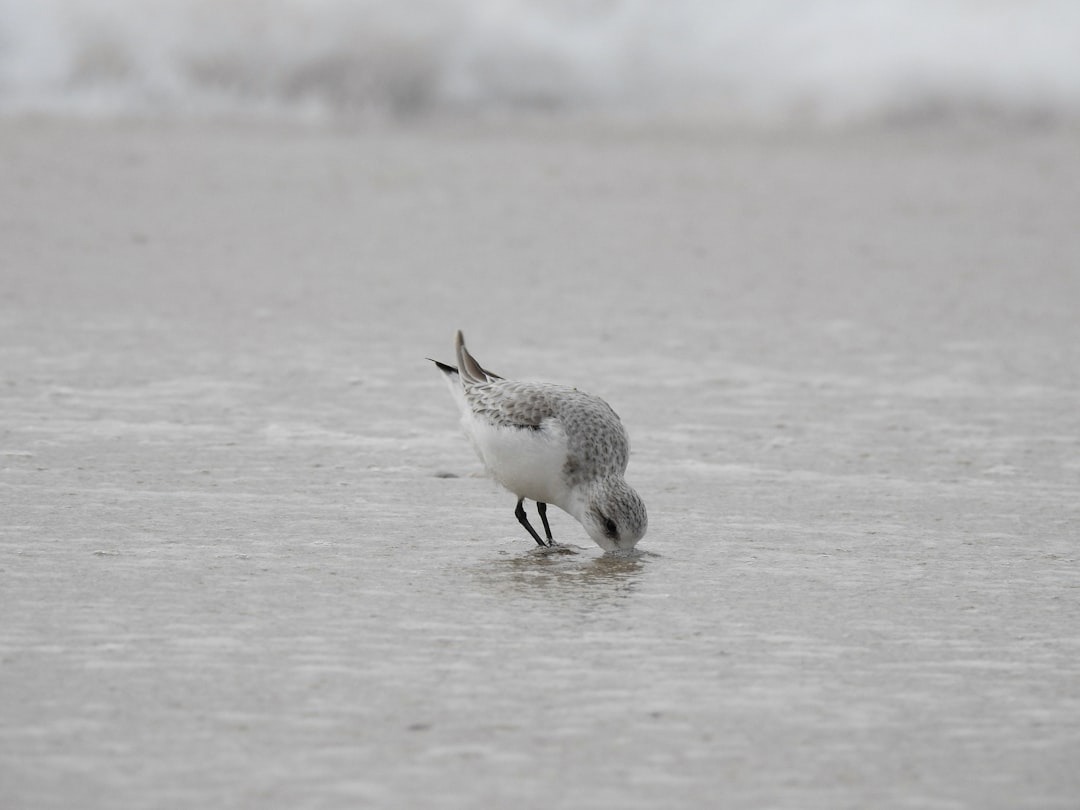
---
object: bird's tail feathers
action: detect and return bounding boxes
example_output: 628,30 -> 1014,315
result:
454,331 -> 502,384
429,358 -> 458,376
429,356 -> 470,415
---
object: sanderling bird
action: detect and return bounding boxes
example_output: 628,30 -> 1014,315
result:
432,331 -> 647,553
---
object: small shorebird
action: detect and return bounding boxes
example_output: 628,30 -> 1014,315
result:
432,331 -> 647,552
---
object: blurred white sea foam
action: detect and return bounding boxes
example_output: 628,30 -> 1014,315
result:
1,0 -> 1078,124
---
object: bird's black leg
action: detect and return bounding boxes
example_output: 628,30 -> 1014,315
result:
515,498 -> 548,547
537,502 -> 554,543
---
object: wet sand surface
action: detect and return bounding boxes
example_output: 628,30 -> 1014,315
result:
2,119 -> 1079,808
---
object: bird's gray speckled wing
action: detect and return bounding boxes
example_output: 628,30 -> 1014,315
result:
464,380 -> 562,430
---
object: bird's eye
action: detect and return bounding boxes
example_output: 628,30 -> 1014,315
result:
602,516 -> 618,538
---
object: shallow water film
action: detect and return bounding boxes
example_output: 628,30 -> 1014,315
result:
2,121 -> 1079,809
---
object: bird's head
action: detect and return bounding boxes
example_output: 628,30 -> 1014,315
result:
581,477 -> 648,552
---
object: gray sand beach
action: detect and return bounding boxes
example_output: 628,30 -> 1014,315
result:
2,117 -> 1079,808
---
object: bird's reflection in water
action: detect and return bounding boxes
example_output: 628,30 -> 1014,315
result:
477,544 -> 659,604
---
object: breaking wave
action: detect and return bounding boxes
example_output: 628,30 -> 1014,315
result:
2,0 -> 1078,125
